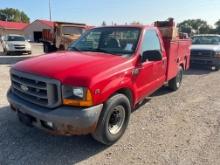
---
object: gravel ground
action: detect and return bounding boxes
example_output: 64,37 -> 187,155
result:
0,50 -> 220,164
0,43 -> 44,65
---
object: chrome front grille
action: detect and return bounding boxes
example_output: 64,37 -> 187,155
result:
14,44 -> 26,50
14,45 -> 25,47
10,69 -> 61,108
191,50 -> 215,58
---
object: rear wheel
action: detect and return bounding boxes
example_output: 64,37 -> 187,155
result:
59,45 -> 65,51
168,66 -> 183,91
92,94 -> 131,145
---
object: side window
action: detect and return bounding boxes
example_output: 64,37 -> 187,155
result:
142,29 -> 161,53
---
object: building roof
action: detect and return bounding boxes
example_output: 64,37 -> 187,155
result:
38,19 -> 54,28
0,20 -> 28,30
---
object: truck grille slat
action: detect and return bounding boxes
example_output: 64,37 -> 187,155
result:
191,50 -> 215,58
13,88 -> 48,106
12,82 -> 48,99
11,75 -> 47,89
10,70 -> 61,108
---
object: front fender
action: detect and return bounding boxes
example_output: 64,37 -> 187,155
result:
92,71 -> 136,107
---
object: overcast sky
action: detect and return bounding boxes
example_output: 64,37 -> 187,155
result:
1,0 -> 220,26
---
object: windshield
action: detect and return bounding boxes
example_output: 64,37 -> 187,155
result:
62,26 -> 84,35
69,27 -> 141,56
7,36 -> 25,41
192,36 -> 220,45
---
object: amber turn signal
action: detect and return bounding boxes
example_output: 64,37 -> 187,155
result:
63,89 -> 93,107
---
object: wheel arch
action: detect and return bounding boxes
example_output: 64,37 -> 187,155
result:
180,62 -> 185,70
107,88 -> 135,109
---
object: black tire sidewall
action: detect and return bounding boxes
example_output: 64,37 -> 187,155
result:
96,94 -> 131,145
168,66 -> 183,91
177,66 -> 183,88
43,43 -> 51,53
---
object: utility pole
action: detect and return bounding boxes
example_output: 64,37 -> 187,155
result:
49,0 -> 52,21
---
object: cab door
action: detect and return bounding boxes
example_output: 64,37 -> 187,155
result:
134,29 -> 166,100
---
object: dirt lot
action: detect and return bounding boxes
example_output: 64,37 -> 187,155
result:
0,49 -> 220,164
0,43 -> 44,65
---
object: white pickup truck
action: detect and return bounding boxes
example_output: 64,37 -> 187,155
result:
191,34 -> 220,71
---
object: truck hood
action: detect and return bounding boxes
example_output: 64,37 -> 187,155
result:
191,45 -> 220,51
13,51 -> 129,86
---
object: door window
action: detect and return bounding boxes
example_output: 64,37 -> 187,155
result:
142,29 -> 161,53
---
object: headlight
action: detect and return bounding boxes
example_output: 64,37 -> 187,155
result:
7,43 -> 14,48
62,85 -> 93,107
73,87 -> 84,99
26,43 -> 31,49
215,52 -> 220,58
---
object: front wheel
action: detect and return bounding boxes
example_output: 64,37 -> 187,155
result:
168,66 -> 183,91
3,48 -> 8,55
43,43 -> 51,53
92,94 -> 131,145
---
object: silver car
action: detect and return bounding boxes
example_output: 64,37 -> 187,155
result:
2,34 -> 32,55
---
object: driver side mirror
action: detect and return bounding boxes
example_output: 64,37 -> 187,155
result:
141,50 -> 162,63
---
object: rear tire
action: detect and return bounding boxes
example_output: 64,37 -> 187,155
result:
59,45 -> 65,51
168,66 -> 183,91
92,94 -> 131,145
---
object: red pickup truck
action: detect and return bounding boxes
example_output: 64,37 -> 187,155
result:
7,24 -> 191,145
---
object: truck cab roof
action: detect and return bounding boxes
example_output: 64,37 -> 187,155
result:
94,25 -> 153,29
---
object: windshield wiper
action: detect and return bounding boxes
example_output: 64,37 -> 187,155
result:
69,46 -> 81,52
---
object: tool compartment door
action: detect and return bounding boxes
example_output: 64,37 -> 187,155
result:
164,39 -> 179,81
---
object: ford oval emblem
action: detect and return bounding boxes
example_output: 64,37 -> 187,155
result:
21,85 -> 29,92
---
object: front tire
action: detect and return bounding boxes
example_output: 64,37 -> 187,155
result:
168,66 -> 183,91
92,94 -> 131,145
43,43 -> 51,53
3,48 -> 8,55
5,51 -> 10,55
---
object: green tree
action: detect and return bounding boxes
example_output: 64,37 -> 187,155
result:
215,20 -> 220,34
102,21 -> 106,26
0,8 -> 30,23
178,19 -> 211,35
131,21 -> 141,25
